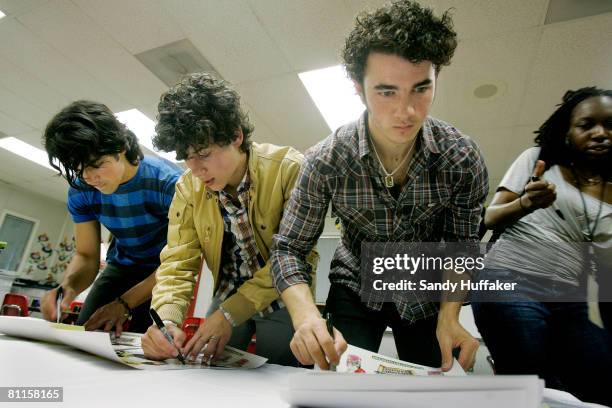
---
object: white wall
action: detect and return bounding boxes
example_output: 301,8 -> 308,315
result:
0,180 -> 70,280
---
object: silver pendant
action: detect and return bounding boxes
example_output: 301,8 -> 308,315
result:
384,175 -> 394,188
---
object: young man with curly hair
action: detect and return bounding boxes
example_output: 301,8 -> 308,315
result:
141,73 -> 317,366
272,0 -> 488,371
40,101 -> 182,335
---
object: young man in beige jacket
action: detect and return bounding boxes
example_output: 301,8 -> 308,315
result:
142,73 -> 317,366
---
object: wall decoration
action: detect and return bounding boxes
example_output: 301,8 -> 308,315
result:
23,233 -> 53,282
50,235 -> 76,284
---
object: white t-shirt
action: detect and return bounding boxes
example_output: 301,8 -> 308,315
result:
485,147 -> 612,285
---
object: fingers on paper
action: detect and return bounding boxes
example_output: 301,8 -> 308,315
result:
142,326 -> 178,360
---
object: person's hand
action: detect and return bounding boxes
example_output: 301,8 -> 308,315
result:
142,324 -> 186,361
522,160 -> 556,210
41,286 -> 77,322
182,309 -> 232,365
84,300 -> 130,336
436,317 -> 479,372
290,315 -> 347,370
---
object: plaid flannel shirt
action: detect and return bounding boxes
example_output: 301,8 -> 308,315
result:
216,172 -> 283,316
271,112 -> 488,323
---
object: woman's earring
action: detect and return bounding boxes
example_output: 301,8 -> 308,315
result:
565,137 -> 571,146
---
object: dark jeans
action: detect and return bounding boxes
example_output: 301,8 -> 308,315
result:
324,283 -> 441,367
472,270 -> 612,406
228,308 -> 298,367
207,297 -> 298,366
600,301 -> 612,337
599,267 -> 612,338
76,263 -> 155,333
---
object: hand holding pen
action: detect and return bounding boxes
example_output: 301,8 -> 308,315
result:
41,285 -> 76,323
289,309 -> 347,370
522,160 -> 557,212
145,308 -> 186,364
56,286 -> 63,323
325,312 -> 337,371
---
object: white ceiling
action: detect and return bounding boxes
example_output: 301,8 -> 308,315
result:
0,0 -> 610,204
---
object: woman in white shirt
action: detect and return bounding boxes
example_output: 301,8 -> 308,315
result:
473,87 -> 611,405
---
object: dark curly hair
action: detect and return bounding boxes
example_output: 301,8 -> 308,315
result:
342,0 -> 457,84
534,86 -> 612,177
154,72 -> 254,160
43,100 -> 143,189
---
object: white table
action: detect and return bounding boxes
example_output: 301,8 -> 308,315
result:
1,334 -> 601,408
0,334 -> 300,407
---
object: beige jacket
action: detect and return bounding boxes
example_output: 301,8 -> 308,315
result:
152,142 -> 318,325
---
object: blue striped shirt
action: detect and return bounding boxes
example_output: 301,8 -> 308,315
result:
67,156 -> 183,268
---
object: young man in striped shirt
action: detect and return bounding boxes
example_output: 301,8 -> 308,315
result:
40,100 -> 182,335
272,0 -> 488,371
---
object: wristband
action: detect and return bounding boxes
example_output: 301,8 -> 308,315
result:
219,306 -> 236,327
116,296 -> 132,319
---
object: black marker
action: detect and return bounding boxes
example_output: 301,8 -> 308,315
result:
325,312 -> 337,371
149,308 -> 185,364
55,286 -> 63,324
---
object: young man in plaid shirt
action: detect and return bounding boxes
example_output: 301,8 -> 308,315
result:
272,0 -> 488,371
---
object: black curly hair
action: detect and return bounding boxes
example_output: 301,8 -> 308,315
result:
43,100 -> 143,189
534,86 -> 612,178
154,73 -> 254,160
342,0 -> 457,84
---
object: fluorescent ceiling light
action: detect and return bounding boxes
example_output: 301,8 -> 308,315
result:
0,10 -> 5,19
115,109 -> 179,163
0,137 -> 55,171
298,65 -> 365,132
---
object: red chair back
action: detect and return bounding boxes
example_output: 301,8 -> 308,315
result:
1,293 -> 30,317
69,301 -> 83,314
182,317 -> 203,343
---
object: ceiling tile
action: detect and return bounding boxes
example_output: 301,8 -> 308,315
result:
519,12 -> 612,126
235,73 -> 332,153
72,0 -> 186,55
0,110 -> 33,135
432,28 -> 542,130
18,0 -> 168,115
427,0 -> 549,40
162,0 -> 292,83
248,0 -> 359,72
0,17 -> 129,112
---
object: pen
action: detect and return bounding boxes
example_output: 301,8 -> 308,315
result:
325,312 -> 336,371
149,308 -> 186,365
55,286 -> 63,324
530,175 -> 562,219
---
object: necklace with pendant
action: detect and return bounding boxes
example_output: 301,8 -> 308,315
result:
370,135 -> 418,188
571,167 -> 606,276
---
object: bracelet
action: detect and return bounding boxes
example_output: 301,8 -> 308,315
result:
219,306 -> 236,327
116,296 -> 132,319
518,194 -> 531,213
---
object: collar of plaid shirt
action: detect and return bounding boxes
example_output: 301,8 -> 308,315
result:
356,111 -> 442,163
218,169 -> 250,211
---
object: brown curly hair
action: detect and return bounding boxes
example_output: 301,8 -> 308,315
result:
342,0 -> 457,84
154,72 -> 253,160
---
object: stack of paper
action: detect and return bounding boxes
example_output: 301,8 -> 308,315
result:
283,344 -> 542,408
285,371 -> 542,408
